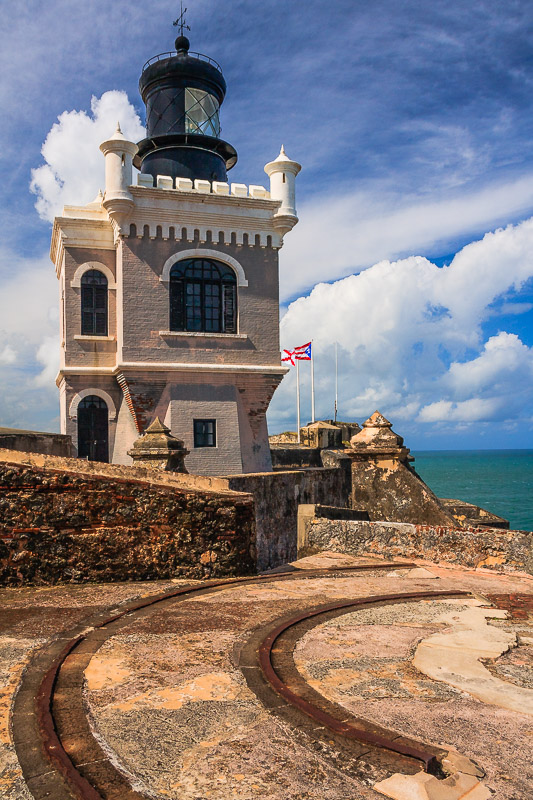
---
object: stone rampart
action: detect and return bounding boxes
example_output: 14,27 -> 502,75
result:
270,445 -> 322,470
300,517 -> 532,574
226,468 -> 351,570
0,450 -> 254,586
0,429 -> 72,457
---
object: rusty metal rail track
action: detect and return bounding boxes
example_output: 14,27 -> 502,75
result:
13,560 -> 426,800
254,590 -> 471,773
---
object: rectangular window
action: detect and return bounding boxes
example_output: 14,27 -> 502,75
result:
194,419 -> 216,448
222,284 -> 236,333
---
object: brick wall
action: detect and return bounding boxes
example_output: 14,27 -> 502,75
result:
121,234 -> 281,365
63,246 -> 117,368
0,452 -> 255,586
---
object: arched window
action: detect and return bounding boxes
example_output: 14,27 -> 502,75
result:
169,258 -> 237,333
81,270 -> 108,336
77,396 -> 109,462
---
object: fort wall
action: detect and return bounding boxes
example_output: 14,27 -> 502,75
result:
0,429 -> 72,458
299,514 -> 532,574
226,467 -> 351,570
0,450 -> 254,586
0,448 -> 353,582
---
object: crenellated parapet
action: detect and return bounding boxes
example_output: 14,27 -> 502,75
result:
138,172 -> 270,199
127,180 -> 283,247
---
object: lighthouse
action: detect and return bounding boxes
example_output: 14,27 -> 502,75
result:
50,28 -> 301,475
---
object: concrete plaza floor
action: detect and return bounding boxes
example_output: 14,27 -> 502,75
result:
1,552 -> 532,800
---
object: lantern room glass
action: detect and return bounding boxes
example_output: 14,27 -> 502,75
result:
184,88 -> 220,137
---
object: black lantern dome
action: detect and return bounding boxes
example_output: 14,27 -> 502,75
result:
135,36 -> 237,183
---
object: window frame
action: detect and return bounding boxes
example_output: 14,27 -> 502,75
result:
169,258 -> 237,334
193,419 -> 217,448
80,269 -> 108,337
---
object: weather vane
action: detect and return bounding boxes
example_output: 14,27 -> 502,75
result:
173,3 -> 191,37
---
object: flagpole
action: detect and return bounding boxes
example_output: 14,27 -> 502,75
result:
296,358 -> 301,443
311,340 -> 315,423
334,342 -> 338,423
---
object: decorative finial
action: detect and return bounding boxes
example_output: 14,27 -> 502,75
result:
280,144 -> 286,155
116,121 -> 122,133
173,3 -> 191,42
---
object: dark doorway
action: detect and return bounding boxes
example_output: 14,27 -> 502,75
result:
78,396 -> 109,462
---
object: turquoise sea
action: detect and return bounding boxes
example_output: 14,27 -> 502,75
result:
412,450 -> 533,532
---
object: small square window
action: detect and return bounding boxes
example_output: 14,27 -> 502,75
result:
194,419 -> 216,448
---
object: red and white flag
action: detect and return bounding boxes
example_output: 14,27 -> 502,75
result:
281,341 -> 312,366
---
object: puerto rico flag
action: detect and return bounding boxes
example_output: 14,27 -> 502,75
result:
282,341 -> 312,366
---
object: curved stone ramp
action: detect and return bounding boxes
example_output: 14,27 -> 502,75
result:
12,562 -> 419,800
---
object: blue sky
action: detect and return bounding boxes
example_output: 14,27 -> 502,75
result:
1,0 -> 532,448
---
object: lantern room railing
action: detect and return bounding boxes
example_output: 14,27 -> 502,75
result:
142,51 -> 222,73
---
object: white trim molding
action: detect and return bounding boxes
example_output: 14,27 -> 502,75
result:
69,388 -> 117,420
73,334 -> 116,342
159,331 -> 248,340
58,363 -> 289,380
70,261 -> 117,289
160,249 -> 248,287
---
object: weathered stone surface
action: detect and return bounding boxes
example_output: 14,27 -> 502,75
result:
0,459 -> 255,585
349,458 -> 458,526
128,417 -> 189,472
413,605 -> 533,714
440,498 -> 509,530
226,468 -> 351,570
300,421 -> 343,449
0,428 -> 72,457
373,770 -> 491,799
270,445 -> 323,470
349,411 -> 406,452
302,518 -> 532,573
2,554 -> 531,799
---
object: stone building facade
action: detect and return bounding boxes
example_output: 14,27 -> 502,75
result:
50,35 -> 300,475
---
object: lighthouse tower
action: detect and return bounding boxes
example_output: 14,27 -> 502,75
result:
50,31 -> 300,475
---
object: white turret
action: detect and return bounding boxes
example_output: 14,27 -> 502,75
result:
264,145 -> 301,236
99,123 -> 138,227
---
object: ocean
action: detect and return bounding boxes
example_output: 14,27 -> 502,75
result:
412,450 -> 533,532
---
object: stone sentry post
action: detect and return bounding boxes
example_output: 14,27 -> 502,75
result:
346,411 -> 457,525
128,418 -> 189,472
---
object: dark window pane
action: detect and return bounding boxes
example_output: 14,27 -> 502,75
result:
95,313 -> 107,336
223,284 -> 237,333
194,419 -> 216,447
94,287 -> 107,309
169,259 -> 237,334
80,270 -> 108,336
170,280 -> 184,330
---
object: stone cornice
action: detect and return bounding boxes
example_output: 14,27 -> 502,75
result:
57,362 -> 289,385
128,186 -> 285,247
50,217 -> 115,277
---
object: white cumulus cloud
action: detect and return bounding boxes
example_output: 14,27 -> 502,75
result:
281,174 -> 533,301
0,345 -> 16,364
270,217 -> 533,438
34,336 -> 60,388
30,91 -> 145,222
0,249 -> 59,429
